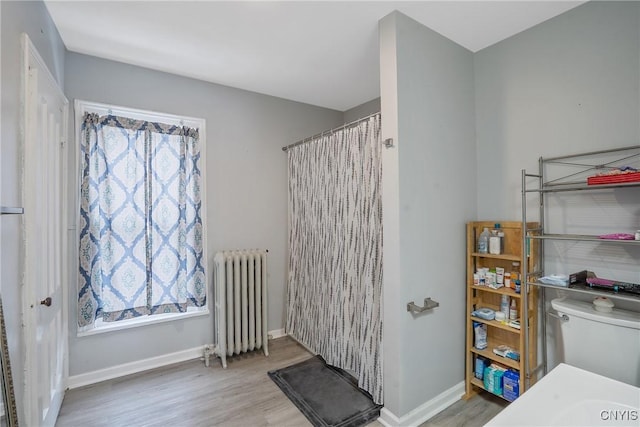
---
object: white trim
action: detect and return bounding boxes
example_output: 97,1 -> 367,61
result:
267,328 -> 287,339
77,307 -> 210,337
66,346 -> 204,390
73,99 -> 202,129
377,381 -> 464,427
60,65 -> 71,413
198,107 -> 210,334
68,329 -> 288,389
21,33 -> 34,424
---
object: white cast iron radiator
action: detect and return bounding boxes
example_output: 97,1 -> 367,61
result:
213,249 -> 269,368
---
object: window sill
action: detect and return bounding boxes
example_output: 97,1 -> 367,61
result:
77,308 -> 210,338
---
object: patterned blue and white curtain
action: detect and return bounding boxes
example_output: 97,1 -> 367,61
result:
78,113 -> 205,330
286,114 -> 383,403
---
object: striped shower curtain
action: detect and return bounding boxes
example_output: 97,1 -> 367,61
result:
286,114 -> 383,404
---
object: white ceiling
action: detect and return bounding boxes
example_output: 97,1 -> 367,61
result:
44,1 -> 586,111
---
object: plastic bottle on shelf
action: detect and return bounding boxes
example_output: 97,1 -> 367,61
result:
509,299 -> 517,320
511,261 -> 521,289
496,223 -> 505,253
478,228 -> 489,254
501,295 -> 510,318
489,229 -> 501,254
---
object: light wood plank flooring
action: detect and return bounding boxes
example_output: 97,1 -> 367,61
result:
420,392 -> 506,427
56,336 -> 505,427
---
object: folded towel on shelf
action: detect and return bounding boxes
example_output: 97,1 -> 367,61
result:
539,274 -> 569,286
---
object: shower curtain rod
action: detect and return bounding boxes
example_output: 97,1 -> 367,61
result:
281,111 -> 380,152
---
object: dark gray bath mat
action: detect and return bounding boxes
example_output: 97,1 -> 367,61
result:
268,355 -> 382,427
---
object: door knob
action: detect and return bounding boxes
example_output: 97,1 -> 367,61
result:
40,297 -> 52,307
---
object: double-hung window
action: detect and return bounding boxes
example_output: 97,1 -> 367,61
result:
76,101 -> 207,333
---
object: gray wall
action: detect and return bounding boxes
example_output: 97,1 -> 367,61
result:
0,0 -> 66,421
474,0 -> 640,373
475,2 -> 639,285
380,11 -> 477,418
343,98 -> 381,123
64,52 -> 343,376
475,1 -> 639,222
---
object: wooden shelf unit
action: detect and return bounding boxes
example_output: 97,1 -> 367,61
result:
464,221 -> 539,402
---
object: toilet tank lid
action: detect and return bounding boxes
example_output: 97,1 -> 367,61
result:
551,298 -> 640,330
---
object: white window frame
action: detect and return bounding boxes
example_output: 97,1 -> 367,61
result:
74,99 -> 209,337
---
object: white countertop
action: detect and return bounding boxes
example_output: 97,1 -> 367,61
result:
485,363 -> 640,426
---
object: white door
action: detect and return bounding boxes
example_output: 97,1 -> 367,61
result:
22,34 -> 69,427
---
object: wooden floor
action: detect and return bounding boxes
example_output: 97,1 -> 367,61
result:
56,336 -> 505,427
419,392 -> 507,427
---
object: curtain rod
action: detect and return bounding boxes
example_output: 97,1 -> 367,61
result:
281,111 -> 380,152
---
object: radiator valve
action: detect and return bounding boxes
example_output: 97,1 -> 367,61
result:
203,344 -> 214,367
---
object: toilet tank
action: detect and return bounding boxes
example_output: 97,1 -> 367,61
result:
551,297 -> 640,387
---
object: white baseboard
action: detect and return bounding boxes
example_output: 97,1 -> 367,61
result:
67,346 -> 204,389
67,329 -> 287,389
378,381 -> 464,427
268,328 -> 287,339
68,330 -> 288,390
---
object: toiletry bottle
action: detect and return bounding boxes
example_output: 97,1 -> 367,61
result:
496,223 -> 505,253
511,261 -> 520,288
501,295 -> 510,318
489,229 -> 501,254
509,299 -> 517,320
478,228 -> 489,254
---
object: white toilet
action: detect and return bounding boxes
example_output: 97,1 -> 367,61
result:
551,297 -> 640,387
